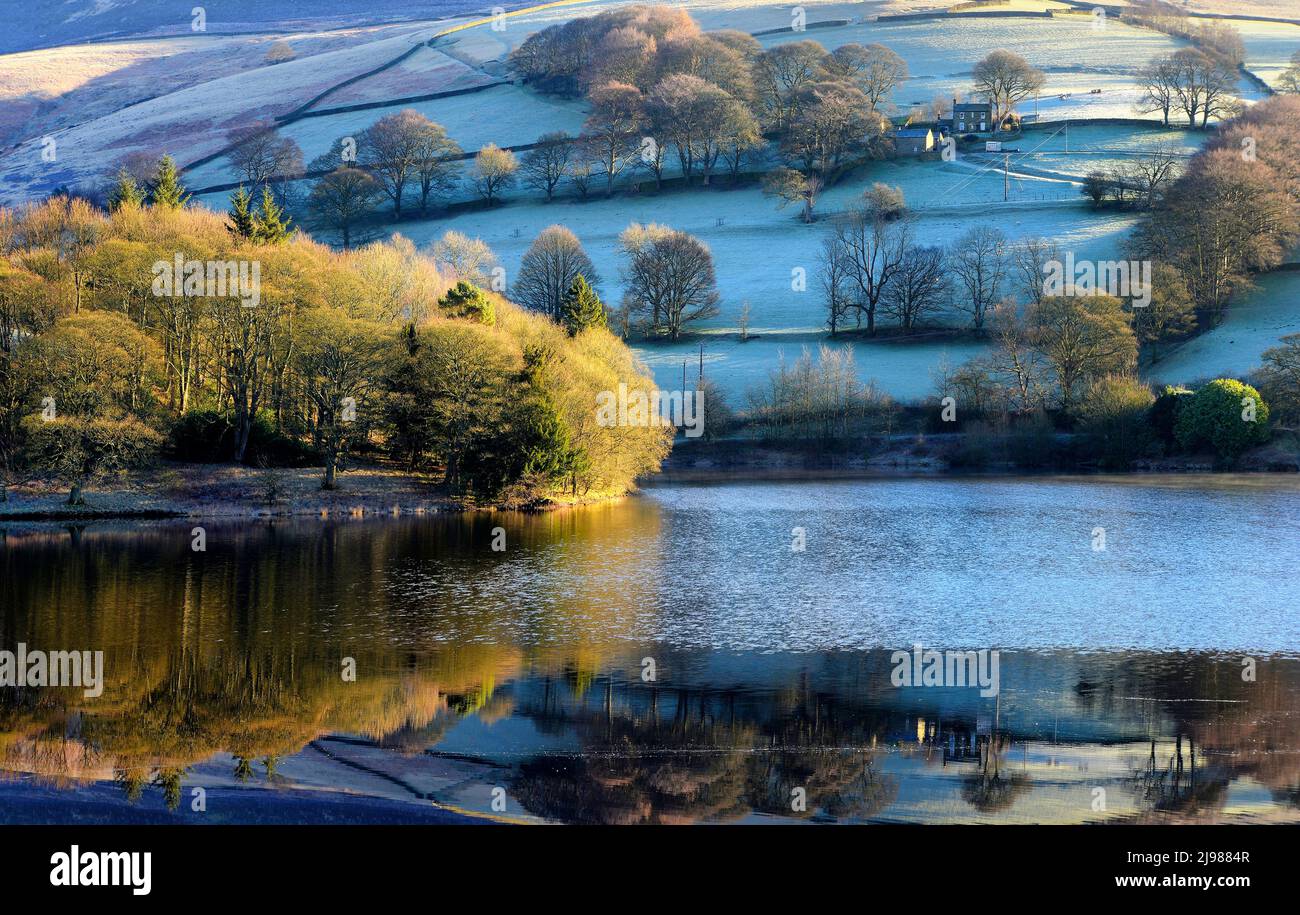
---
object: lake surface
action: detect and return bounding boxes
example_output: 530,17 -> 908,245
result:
2,477 -> 1299,824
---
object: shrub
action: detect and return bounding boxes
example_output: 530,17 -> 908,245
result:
167,410 -> 232,462
862,183 -> 906,220
1005,411 -> 1058,469
1148,385 -> 1193,454
1078,375 -> 1155,469
696,377 -> 735,442
168,410 -> 319,467
25,415 -> 164,504
1256,334 -> 1300,427
1174,378 -> 1271,460
247,416 -> 320,468
944,421 -> 997,469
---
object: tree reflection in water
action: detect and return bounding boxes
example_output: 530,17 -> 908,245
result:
2,520 -> 1299,823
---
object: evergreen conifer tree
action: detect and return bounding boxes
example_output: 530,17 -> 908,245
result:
150,155 -> 190,209
251,185 -> 293,244
559,274 -> 606,336
437,281 -> 496,326
107,169 -> 144,211
227,186 -> 256,239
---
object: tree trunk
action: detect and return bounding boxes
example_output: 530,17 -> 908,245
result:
234,413 -> 253,463
322,455 -> 337,490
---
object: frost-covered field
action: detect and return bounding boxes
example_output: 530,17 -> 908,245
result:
1,1 -> 493,54
395,160 -> 1139,322
1222,19 -> 1300,88
637,333 -> 992,404
1183,0 -> 1300,16
1151,272 -> 1300,388
0,20 -> 471,205
0,24 -> 435,150
183,6 -> 1247,189
757,16 -> 1228,120
2,3 -> 1269,203
286,85 -> 589,168
961,124 -> 1199,189
308,45 -> 496,108
180,82 -> 588,190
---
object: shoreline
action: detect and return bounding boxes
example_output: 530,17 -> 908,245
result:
3,442 -> 1299,522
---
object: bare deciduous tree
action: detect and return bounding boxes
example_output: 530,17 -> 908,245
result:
514,225 -> 601,318
718,102 -> 762,183
568,149 -> 596,198
971,50 -> 1045,128
473,144 -> 518,205
1029,293 -> 1136,413
782,80 -> 881,175
412,121 -> 462,214
1123,143 -> 1181,208
826,43 -> 908,112
1280,51 -> 1300,93
360,109 -> 448,217
824,204 -> 913,335
308,167 -> 382,249
988,302 -> 1049,414
646,74 -> 734,184
1136,56 -> 1180,127
762,167 -> 822,222
620,223 -> 720,339
227,121 -> 304,192
820,234 -> 854,336
1169,49 -> 1240,127
950,226 -> 1008,331
1011,236 -> 1061,308
884,244 -> 947,332
521,132 -> 575,201
752,40 -> 830,130
585,82 -> 645,196
430,230 -> 500,288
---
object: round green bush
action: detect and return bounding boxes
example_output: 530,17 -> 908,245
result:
1174,379 -> 1270,460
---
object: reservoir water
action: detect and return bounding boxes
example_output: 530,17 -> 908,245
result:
2,476 -> 1298,823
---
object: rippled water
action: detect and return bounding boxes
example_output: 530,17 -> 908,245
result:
2,476 -> 1299,824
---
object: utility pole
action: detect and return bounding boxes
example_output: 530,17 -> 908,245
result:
698,343 -> 704,382
1004,153 -> 1010,202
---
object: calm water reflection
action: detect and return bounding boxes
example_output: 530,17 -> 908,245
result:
2,478 -> 1299,823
